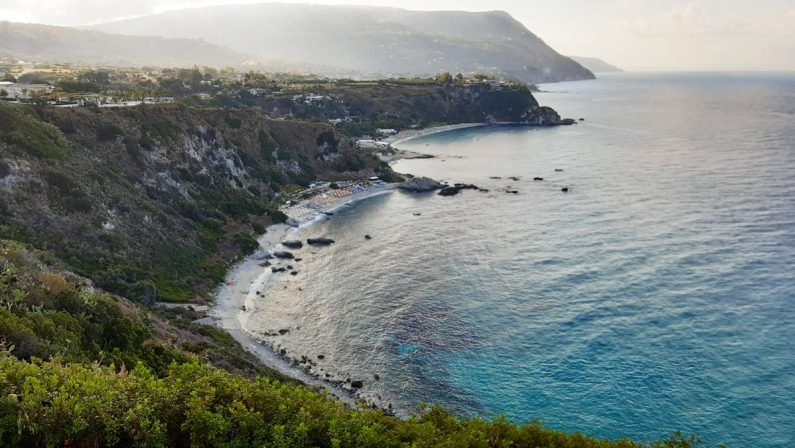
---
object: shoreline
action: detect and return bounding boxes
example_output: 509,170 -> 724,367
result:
209,186 -> 399,407
209,123 -> 485,407
385,122 -> 488,147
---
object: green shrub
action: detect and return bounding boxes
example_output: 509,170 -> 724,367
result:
0,103 -> 70,160
0,355 -> 700,448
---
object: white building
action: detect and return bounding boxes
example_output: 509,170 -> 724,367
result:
355,139 -> 391,150
0,82 -> 54,99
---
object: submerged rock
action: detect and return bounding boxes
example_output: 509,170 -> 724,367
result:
398,176 -> 443,192
307,237 -> 335,246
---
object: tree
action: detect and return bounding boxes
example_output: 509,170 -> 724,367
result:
455,73 -> 464,83
436,72 -> 453,84
79,70 -> 110,85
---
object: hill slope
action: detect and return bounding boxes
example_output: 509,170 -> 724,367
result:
89,4 -> 594,83
570,56 -> 623,73
0,21 -> 246,67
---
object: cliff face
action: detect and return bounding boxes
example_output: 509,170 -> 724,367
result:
0,103 -> 388,303
268,83 -> 566,134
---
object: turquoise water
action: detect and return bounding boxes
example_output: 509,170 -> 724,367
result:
250,73 -> 795,447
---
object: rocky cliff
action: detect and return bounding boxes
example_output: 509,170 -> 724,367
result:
0,103 -> 389,303
272,82 -> 569,136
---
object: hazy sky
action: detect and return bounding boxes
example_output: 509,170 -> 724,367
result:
1,0 -> 794,71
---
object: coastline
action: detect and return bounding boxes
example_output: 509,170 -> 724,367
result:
209,123 -> 484,406
385,122 -> 488,147
209,185 -> 398,406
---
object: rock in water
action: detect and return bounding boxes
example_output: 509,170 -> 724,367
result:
307,237 -> 335,246
350,380 -> 364,388
438,183 -> 479,196
364,234 -> 372,240
282,240 -> 303,249
533,177 -> 544,181
561,187 -> 570,193
273,251 -> 295,259
438,186 -> 462,196
398,177 -> 443,192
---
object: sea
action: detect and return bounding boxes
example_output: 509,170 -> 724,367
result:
246,73 -> 795,447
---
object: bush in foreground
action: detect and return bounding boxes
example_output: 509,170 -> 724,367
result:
0,354 -> 703,448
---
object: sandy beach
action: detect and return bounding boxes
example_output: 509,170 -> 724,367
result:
209,185 -> 399,405
385,122 -> 488,147
209,123 -> 481,403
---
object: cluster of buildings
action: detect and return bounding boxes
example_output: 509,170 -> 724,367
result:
354,129 -> 398,150
292,92 -> 331,104
0,82 -> 54,99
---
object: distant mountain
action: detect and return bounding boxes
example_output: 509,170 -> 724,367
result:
0,21 -> 247,67
88,4 -> 594,84
569,56 -> 623,73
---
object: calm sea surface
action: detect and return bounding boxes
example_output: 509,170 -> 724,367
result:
249,73 -> 795,447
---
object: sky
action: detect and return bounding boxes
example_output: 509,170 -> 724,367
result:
1,0 -> 794,71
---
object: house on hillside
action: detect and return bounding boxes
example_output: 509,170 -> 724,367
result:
0,82 -> 54,99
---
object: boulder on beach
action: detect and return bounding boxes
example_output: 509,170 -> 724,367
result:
364,234 -> 372,240
562,187 -> 570,193
533,177 -> 544,181
273,251 -> 295,259
286,218 -> 300,228
282,240 -> 303,249
398,177 -> 443,192
351,380 -> 364,388
307,237 -> 335,246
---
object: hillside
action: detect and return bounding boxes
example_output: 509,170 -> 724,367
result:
0,21 -> 247,67
244,81 -> 568,136
88,4 -> 594,84
570,56 -> 623,73
0,102 -> 389,305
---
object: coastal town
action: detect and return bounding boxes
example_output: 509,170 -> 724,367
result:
0,59 -> 530,138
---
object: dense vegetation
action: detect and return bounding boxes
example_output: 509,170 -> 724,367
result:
0,240 -> 274,377
0,102 -> 385,304
0,354 -> 703,448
